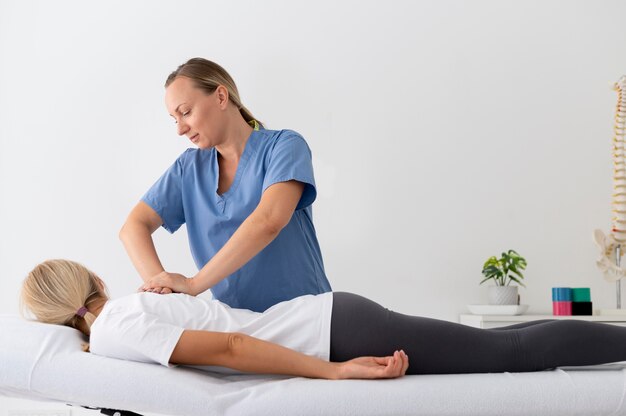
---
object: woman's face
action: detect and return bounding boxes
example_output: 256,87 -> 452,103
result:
165,76 -> 227,149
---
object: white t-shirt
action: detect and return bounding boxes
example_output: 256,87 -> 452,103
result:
89,291 -> 333,371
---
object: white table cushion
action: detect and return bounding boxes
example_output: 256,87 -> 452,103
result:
2,314 -> 626,416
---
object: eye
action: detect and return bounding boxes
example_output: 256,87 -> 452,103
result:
172,110 -> 189,124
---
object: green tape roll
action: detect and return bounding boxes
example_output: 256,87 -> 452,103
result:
571,288 -> 591,302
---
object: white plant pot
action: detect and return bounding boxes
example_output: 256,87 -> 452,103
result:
488,285 -> 519,305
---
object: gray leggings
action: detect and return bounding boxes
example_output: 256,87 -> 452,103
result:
330,292 -> 626,375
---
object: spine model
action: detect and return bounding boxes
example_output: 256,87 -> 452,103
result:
594,76 -> 626,281
613,76 -> 626,242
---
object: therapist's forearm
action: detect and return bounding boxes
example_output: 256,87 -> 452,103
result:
191,213 -> 281,295
119,222 -> 165,282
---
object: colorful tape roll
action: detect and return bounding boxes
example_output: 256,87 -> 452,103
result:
552,287 -> 592,316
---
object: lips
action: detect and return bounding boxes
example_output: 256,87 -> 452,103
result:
190,134 -> 199,143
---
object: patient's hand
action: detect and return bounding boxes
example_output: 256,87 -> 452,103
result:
141,271 -> 195,295
338,350 -> 409,379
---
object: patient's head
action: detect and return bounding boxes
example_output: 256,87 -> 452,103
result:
20,259 -> 108,335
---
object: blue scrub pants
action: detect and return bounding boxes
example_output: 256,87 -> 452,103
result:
329,292 -> 626,375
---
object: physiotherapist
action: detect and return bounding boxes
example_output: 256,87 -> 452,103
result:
119,58 -> 332,312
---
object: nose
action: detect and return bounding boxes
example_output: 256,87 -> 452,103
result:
176,120 -> 189,136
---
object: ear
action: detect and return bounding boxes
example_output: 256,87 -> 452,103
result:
215,85 -> 229,109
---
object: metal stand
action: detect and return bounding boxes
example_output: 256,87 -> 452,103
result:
598,244 -> 626,315
617,244 -> 622,309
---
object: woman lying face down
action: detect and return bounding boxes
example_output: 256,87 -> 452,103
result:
20,259 -> 407,380
21,259 -> 626,379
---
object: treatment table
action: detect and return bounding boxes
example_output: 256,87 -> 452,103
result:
2,314 -> 626,416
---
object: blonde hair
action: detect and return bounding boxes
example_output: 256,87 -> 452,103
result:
165,57 -> 264,128
20,259 -> 108,340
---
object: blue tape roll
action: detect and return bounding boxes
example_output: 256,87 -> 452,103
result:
552,287 -> 572,301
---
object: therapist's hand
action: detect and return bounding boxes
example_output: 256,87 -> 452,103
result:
137,285 -> 173,295
141,271 -> 197,295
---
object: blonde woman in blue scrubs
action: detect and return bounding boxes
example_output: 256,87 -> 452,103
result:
119,58 -> 332,312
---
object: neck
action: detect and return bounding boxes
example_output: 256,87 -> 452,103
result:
215,111 -> 254,163
75,297 -> 108,336
89,297 -> 108,318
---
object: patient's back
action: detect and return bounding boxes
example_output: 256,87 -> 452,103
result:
89,291 -> 333,368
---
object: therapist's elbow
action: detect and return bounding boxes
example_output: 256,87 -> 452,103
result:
118,220 -> 135,242
118,222 -> 127,242
118,218 -> 151,242
118,221 -> 128,241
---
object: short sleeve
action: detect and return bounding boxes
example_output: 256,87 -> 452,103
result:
141,152 -> 188,233
91,310 -> 184,368
262,132 -> 317,210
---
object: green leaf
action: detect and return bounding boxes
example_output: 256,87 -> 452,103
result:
508,275 -> 526,287
479,276 -> 494,285
509,267 -> 524,280
482,265 -> 503,280
483,256 -> 499,269
480,250 -> 527,286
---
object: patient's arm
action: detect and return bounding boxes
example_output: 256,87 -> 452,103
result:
169,330 -> 409,380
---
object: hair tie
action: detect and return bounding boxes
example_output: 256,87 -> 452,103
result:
76,306 -> 89,318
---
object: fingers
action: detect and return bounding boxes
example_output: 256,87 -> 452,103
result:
142,275 -> 168,292
143,271 -> 170,289
142,271 -> 190,294
386,350 -> 409,378
400,350 -> 409,375
139,283 -> 173,295
141,281 -> 158,291
145,286 -> 172,294
392,351 -> 402,375
373,356 -> 391,365
139,284 -> 158,292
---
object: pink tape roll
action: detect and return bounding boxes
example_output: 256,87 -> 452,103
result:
553,301 -> 572,316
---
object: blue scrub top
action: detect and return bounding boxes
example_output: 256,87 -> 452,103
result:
141,127 -> 332,312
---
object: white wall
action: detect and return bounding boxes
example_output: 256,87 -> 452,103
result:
1,0 -> 625,322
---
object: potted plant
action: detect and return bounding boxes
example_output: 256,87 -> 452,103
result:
480,250 -> 527,305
